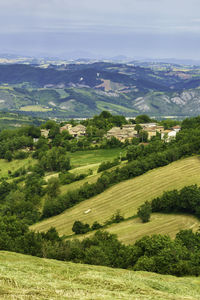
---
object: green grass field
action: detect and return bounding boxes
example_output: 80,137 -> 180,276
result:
69,148 -> 126,168
31,156 -> 200,241
0,251 -> 200,300
19,105 -> 52,112
0,157 -> 36,178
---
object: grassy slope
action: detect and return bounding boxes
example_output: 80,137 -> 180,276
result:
0,157 -> 36,178
45,148 -> 126,193
69,148 -> 125,168
102,213 -> 200,244
0,251 -> 200,300
32,156 -> 200,239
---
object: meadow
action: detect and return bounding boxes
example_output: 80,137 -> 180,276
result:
0,157 -> 36,178
32,156 -> 200,240
0,251 -> 200,300
69,148 -> 126,168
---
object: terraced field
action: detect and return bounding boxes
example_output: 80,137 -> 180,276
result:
32,156 -> 200,239
1,251 -> 200,300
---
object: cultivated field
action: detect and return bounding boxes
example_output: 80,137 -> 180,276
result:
104,213 -> 200,244
0,251 -> 200,300
19,105 -> 52,112
32,156 -> 200,239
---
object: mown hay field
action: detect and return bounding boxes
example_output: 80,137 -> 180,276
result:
0,251 -> 200,300
104,213 -> 200,244
31,156 -> 200,239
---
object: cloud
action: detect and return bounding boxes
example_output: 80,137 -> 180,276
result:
0,0 -> 200,58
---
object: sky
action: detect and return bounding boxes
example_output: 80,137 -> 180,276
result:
0,0 -> 200,60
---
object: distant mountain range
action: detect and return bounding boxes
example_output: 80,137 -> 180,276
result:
0,61 -> 200,117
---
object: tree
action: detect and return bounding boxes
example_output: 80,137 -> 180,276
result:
5,150 -> 12,162
46,177 -> 60,198
137,201 -> 152,223
135,114 -> 152,124
135,124 -> 142,134
139,130 -> 148,142
72,221 -> 90,234
91,221 -> 102,230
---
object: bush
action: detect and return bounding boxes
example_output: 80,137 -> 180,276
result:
72,221 -> 90,234
91,221 -> 103,230
137,201 -> 152,223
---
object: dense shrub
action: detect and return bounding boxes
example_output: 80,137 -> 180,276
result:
151,185 -> 200,218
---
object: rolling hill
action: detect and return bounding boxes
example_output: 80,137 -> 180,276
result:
1,62 -> 200,117
1,251 -> 200,300
31,156 -> 200,241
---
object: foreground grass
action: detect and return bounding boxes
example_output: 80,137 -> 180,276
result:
32,156 -> 200,239
0,251 -> 200,300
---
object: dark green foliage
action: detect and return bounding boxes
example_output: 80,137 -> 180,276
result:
91,221 -> 103,230
137,201 -> 152,223
135,114 -> 153,124
110,210 -> 124,223
139,130 -> 148,142
151,185 -> 200,218
97,158 -> 119,173
14,151 -> 29,160
46,177 -> 60,198
72,221 -> 90,234
58,172 -> 87,185
5,150 -> 12,161
39,147 -> 71,172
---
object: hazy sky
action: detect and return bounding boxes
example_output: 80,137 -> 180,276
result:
1,0 -> 200,59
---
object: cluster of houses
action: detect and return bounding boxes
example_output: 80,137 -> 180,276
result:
60,124 -> 86,137
106,123 -> 181,142
41,122 -> 181,143
41,124 -> 87,139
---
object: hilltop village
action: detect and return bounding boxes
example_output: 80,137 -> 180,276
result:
41,120 -> 181,142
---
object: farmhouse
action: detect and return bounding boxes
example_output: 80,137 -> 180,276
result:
60,124 -> 86,137
172,125 -> 181,132
161,129 -> 178,142
68,124 -> 86,137
106,126 -> 137,142
142,125 -> 165,140
60,123 -> 72,133
41,129 -> 50,138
